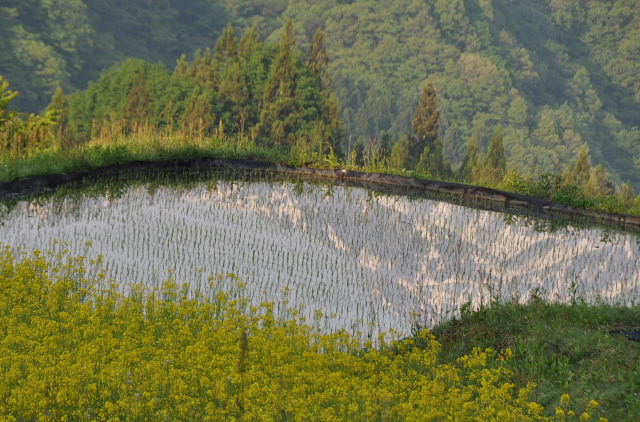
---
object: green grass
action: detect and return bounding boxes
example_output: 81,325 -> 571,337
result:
430,300 -> 640,421
0,135 -> 294,183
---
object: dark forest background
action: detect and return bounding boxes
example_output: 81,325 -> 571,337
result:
2,0 -> 640,189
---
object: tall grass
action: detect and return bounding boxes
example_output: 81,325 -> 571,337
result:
0,124 -> 291,183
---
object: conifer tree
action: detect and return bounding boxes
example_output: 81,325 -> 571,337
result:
174,54 -> 193,77
485,127 -> 506,175
193,48 -> 216,89
124,70 -> 151,124
238,26 -> 260,60
181,93 -> 215,136
617,183 -> 635,208
236,26 -> 265,130
324,91 -> 344,153
263,19 -> 296,105
459,135 -> 480,181
565,147 -> 591,187
47,85 -> 69,143
256,18 -> 299,146
389,136 -> 410,170
585,164 -> 615,197
215,25 -> 239,64
47,86 -> 68,122
411,83 -> 445,174
219,61 -> 251,132
415,140 -> 448,177
411,83 -> 439,163
307,29 -> 329,84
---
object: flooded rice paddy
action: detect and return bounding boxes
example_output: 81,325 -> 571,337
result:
1,171 -> 639,337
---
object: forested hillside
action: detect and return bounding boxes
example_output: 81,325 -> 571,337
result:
0,0 -> 226,111
2,0 -> 640,188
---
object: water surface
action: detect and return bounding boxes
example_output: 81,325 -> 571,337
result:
1,174 -> 638,337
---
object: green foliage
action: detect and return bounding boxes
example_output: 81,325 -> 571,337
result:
0,78 -> 61,157
485,127 -> 506,174
432,300 -> 640,421
0,0 -> 226,112
221,0 -> 640,190
3,0 -> 640,190
479,127 -> 507,183
0,76 -> 18,129
458,135 -> 480,182
57,21 -> 341,155
2,1 -> 640,217
388,136 -> 409,170
415,141 -> 450,179
411,83 -> 440,167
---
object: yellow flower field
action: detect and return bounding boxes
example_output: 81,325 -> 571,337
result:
0,247 -> 604,422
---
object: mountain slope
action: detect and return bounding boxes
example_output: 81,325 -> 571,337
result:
255,0 -> 640,187
0,0 -> 226,112
1,0 -> 639,188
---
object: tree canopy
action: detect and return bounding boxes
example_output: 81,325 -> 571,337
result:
2,0 -> 640,189
59,22 -> 343,157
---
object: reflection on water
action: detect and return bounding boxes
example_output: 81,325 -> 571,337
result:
1,177 -> 639,338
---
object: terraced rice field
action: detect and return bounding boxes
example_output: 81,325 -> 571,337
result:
1,171 -> 639,337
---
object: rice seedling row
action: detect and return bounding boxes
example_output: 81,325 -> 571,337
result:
1,175 -> 638,338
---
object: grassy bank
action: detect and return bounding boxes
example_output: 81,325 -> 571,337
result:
0,133 -> 292,183
2,132 -> 639,218
430,300 -> 640,421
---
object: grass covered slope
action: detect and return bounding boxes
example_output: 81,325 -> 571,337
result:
432,300 -> 640,422
0,247 -> 607,422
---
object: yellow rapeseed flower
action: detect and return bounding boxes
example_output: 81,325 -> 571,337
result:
0,247 -> 606,422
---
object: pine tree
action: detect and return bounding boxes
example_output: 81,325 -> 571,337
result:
256,18 -> 299,147
215,25 -> 239,64
565,147 -> 591,187
485,127 -> 506,174
47,86 -> 68,122
307,29 -> 329,84
124,70 -> 151,124
459,135 -> 480,181
174,54 -> 193,77
389,136 -> 410,170
236,26 -> 266,130
263,18 -> 296,105
585,165 -> 615,197
193,48 -> 216,89
309,29 -> 343,154
411,83 -> 439,164
324,91 -> 344,154
47,85 -> 69,143
238,26 -> 260,60
219,61 -> 250,132
415,140 -> 449,178
181,92 -> 215,136
617,183 -> 635,208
